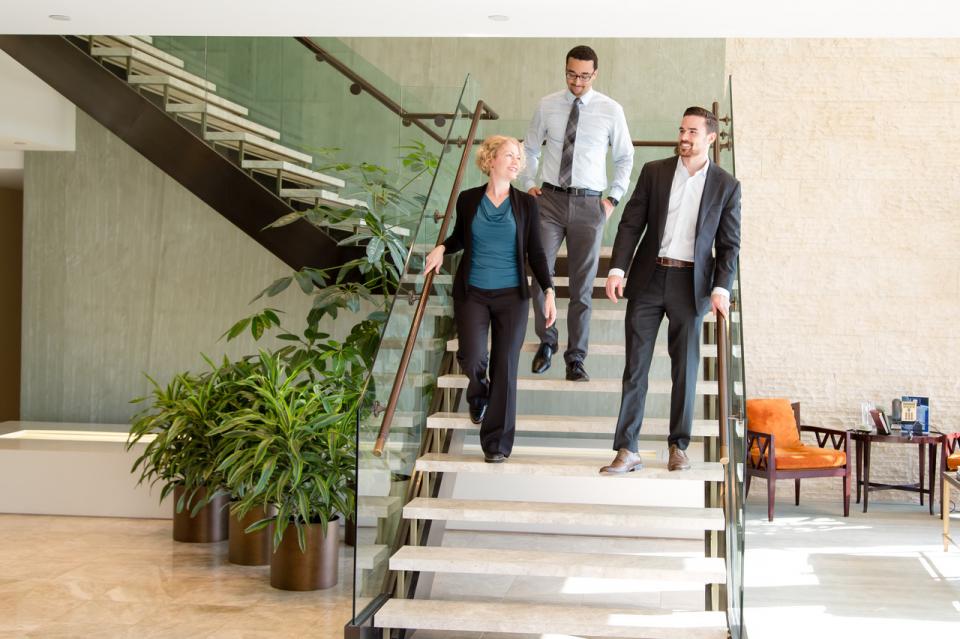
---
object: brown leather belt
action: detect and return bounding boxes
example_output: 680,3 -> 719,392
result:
656,257 -> 694,268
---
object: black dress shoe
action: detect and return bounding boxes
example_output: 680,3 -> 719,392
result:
531,343 -> 555,374
483,452 -> 505,463
565,361 -> 590,382
469,400 -> 487,425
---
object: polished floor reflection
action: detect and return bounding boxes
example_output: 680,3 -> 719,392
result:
744,498 -> 960,639
0,514 -> 353,638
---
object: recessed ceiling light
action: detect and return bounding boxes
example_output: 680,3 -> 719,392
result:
48,14 -> 71,21
488,14 -> 509,22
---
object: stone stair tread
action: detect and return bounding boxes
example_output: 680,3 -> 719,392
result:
425,412 -> 717,437
374,598 -> 728,638
127,75 -> 249,116
412,244 -> 615,259
415,452 -> 723,482
389,545 -> 726,583
403,497 -> 725,531
241,160 -> 344,188
436,374 -> 742,397
379,337 -> 446,351
204,131 -> 312,164
91,46 -> 216,91
444,339 -> 739,359
323,219 -> 412,238
88,35 -> 184,68
279,187 -> 364,209
356,544 -> 389,570
166,102 -> 280,140
356,495 -> 401,519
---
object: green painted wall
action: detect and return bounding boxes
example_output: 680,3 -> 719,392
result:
20,112 -> 318,425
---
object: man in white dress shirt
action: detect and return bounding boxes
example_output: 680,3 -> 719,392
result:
521,45 -> 633,382
600,107 -> 741,473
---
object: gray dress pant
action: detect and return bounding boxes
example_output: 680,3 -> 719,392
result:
612,266 -> 703,452
530,189 -> 606,365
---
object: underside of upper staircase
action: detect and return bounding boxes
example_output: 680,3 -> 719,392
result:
0,34 -> 356,272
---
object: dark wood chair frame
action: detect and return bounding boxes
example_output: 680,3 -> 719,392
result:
745,402 -> 852,521
941,432 -> 960,516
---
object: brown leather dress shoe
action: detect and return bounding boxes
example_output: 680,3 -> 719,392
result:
668,444 -> 691,471
599,448 -> 643,474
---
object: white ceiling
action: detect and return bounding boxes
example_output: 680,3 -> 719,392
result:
0,0 -> 956,37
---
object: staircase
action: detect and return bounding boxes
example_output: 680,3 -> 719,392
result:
356,239 -> 745,637
0,34 -> 383,272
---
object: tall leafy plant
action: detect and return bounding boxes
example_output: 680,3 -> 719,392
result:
213,351 -> 357,550
127,360 -> 233,514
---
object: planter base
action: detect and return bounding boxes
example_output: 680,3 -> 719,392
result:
228,505 -> 274,566
172,486 -> 229,543
270,518 -> 339,591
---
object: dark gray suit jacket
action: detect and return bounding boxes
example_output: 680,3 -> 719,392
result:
610,156 -> 742,314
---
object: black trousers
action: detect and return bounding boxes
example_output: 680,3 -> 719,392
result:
454,286 -> 528,457
613,266 -> 703,452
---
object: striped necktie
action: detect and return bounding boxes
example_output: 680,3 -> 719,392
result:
558,97 -> 581,188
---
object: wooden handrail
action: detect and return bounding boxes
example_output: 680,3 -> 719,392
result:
295,37 -> 498,144
372,100 -> 488,456
716,312 -> 731,465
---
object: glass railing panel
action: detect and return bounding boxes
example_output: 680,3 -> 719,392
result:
351,76 -> 475,620
148,36 -> 446,248
716,74 -> 746,639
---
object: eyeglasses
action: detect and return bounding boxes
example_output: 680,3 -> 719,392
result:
565,70 -> 595,83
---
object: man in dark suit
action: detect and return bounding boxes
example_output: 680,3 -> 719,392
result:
600,106 -> 741,474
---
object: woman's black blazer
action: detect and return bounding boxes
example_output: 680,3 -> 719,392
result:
441,184 -> 553,301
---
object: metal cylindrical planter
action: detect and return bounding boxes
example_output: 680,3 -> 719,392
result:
269,517 -> 339,591
172,486 -> 229,543
228,505 -> 275,566
344,516 -> 356,547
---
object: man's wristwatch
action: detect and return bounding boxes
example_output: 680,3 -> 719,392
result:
605,196 -> 619,207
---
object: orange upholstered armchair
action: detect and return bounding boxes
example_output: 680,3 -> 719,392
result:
745,399 -> 852,521
941,432 -> 960,515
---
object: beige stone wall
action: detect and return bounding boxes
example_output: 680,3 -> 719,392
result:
728,39 -> 960,504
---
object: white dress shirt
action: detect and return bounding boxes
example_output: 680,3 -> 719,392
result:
609,156 -> 729,298
520,88 -> 634,201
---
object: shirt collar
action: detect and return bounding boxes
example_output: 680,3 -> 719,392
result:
567,88 -> 595,106
675,154 -> 710,179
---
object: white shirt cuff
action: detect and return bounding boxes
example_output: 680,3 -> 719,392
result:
711,287 -> 730,298
608,268 -> 626,278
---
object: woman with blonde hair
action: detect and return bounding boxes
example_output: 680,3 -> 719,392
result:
425,135 -> 556,463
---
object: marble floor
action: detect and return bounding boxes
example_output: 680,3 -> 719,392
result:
2,498 -> 959,638
0,514 -> 354,638
743,498 -> 960,639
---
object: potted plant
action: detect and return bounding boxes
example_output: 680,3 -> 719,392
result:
127,363 -> 231,542
213,350 -> 358,590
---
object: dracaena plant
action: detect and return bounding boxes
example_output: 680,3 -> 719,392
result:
252,142 -> 442,323
127,358 -> 236,515
213,350 -> 358,551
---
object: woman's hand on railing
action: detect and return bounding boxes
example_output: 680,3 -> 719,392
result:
424,245 -> 445,275
543,288 -> 557,328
